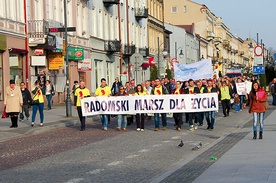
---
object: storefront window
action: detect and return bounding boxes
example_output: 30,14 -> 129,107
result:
0,53 -> 3,100
9,54 -> 23,86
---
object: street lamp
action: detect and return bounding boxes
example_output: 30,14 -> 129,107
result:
157,37 -> 168,78
175,42 -> 184,59
248,42 -> 254,52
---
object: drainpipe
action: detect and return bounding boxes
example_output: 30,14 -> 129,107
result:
126,0 -> 130,81
24,0 -> 29,88
118,2 -> 122,77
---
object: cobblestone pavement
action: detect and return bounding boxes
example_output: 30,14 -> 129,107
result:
0,104 -> 274,183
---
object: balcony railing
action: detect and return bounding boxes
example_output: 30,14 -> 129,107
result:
104,40 -> 121,53
27,20 -> 49,37
123,44 -> 136,56
103,0 -> 119,5
139,47 -> 149,57
135,8 -> 149,19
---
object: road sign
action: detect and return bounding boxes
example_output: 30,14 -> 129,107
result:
254,45 -> 263,56
253,66 -> 265,75
49,27 -> 76,32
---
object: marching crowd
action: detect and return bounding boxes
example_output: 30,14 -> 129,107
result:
73,75 -> 272,139
3,74 -> 273,139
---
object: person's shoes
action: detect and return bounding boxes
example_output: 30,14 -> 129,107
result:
103,127 -> 107,131
198,124 -> 203,126
10,125 -> 15,128
141,129 -> 144,132
19,119 -> 22,122
176,127 -> 181,131
223,115 -> 226,117
189,127 -> 195,131
40,123 -> 43,126
31,122 -> 34,127
154,128 -> 159,131
26,118 -> 29,120
253,131 -> 257,139
122,128 -> 126,131
210,127 -> 214,131
80,128 -> 85,131
207,126 -> 210,130
163,127 -> 167,131
194,124 -> 198,130
259,132 -> 263,139
116,127 -> 121,131
137,128 -> 141,131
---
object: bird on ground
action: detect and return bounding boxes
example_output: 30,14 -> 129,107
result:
178,140 -> 184,147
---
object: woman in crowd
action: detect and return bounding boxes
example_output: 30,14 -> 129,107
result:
134,84 -> 147,131
115,86 -> 128,131
171,81 -> 185,131
4,80 -> 23,128
45,80 -> 55,110
248,81 -> 268,139
31,80 -> 45,127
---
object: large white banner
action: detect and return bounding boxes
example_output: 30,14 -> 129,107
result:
174,59 -> 213,81
80,93 -> 219,116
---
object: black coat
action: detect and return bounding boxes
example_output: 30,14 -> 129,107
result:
21,88 -> 32,105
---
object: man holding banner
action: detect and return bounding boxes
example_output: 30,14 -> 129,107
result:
94,78 -> 111,131
151,78 -> 169,131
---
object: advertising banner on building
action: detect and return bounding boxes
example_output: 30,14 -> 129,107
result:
0,34 -> 7,50
174,59 -> 213,81
81,93 -> 219,116
68,47 -> 84,60
48,52 -> 64,69
78,59 -> 91,71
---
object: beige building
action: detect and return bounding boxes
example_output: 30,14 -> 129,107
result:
147,0 -> 166,56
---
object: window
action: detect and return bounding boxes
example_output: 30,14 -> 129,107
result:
9,54 -> 23,86
184,5 -> 187,13
171,6 -> 177,13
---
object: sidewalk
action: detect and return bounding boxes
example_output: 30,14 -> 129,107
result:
193,109 -> 276,183
0,104 -> 100,142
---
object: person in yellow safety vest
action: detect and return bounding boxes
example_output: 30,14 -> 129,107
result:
220,81 -> 232,117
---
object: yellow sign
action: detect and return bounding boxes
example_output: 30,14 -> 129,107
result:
49,52 -> 64,70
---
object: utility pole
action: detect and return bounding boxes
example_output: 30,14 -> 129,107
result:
157,37 -> 160,78
64,0 -> 72,117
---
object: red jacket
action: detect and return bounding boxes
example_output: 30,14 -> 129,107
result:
249,90 -> 267,113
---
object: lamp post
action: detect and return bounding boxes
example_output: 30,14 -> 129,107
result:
157,37 -> 168,78
63,0 -> 72,117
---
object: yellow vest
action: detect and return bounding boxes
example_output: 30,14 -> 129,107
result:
221,86 -> 231,100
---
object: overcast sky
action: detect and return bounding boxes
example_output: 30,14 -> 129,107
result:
197,0 -> 276,50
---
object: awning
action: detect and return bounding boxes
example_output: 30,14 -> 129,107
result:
9,48 -> 28,54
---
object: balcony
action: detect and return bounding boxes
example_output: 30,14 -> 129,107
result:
135,7 -> 149,19
123,44 -> 136,57
139,47 -> 149,57
104,40 -> 121,53
103,0 -> 119,5
206,31 -> 215,40
27,20 -> 49,37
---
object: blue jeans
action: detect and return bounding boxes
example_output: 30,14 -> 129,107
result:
32,103 -> 44,123
239,95 -> 245,108
118,114 -> 127,129
205,111 -> 215,128
252,112 -> 265,132
235,104 -> 240,112
101,115 -> 108,128
272,94 -> 276,105
46,94 -> 52,109
154,113 -> 167,128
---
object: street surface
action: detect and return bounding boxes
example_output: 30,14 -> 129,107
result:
0,102 -> 275,183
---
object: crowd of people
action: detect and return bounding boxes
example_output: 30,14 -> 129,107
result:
73,75 -> 271,140
3,74 -> 272,140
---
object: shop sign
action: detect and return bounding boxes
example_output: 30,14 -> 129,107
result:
78,59 -> 91,71
29,37 -> 45,45
68,47 -> 84,60
48,52 -> 64,70
54,37 -> 63,52
0,34 -> 7,51
31,56 -> 46,66
34,49 -> 44,55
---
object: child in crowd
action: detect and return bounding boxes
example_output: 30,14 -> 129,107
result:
234,93 -> 240,112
